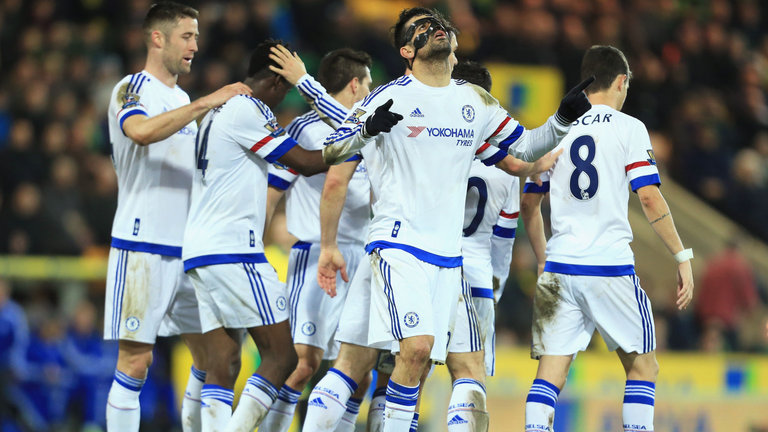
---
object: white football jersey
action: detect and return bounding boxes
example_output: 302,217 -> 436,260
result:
462,159 -> 519,299
325,75 -> 559,267
268,111 -> 370,245
107,71 -> 198,256
182,95 -> 297,271
524,104 -> 660,275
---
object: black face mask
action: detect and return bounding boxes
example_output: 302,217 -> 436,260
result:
401,16 -> 447,51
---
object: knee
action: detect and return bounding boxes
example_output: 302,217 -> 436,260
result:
447,354 -> 485,382
208,344 -> 241,384
646,357 -> 660,381
293,355 -> 320,382
400,340 -> 432,367
118,348 -> 153,378
626,354 -> 659,382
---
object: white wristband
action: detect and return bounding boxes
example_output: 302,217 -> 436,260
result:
674,248 -> 694,263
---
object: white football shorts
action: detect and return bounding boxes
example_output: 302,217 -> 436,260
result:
104,248 -> 201,343
188,261 -> 289,333
473,296 -> 495,376
460,260 -> 497,375
531,272 -> 656,359
335,256 -> 391,350
369,248 -> 462,364
286,241 -> 364,360
446,278 -> 483,356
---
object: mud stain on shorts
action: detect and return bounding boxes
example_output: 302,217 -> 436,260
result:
532,273 -> 563,353
121,252 -> 151,339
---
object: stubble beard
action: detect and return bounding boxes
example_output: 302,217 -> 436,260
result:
420,39 -> 452,63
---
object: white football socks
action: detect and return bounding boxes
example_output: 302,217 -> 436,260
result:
106,370 -> 145,432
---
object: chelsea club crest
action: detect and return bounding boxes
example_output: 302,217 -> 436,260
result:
462,105 -> 475,123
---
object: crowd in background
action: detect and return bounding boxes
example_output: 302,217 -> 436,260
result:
0,0 -> 767,430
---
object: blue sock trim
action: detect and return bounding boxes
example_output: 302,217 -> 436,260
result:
372,386 -> 387,398
453,378 -> 486,393
346,397 -> 362,414
191,365 -> 207,382
247,373 -> 279,402
114,370 -> 145,392
624,380 -> 655,406
532,378 -> 561,395
386,379 -> 419,407
526,379 -> 560,408
277,384 -> 302,404
329,368 -> 359,394
409,412 -> 419,431
201,384 -> 234,406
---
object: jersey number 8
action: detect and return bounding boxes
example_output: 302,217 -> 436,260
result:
569,135 -> 598,200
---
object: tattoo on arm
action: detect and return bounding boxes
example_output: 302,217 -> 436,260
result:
650,212 -> 670,225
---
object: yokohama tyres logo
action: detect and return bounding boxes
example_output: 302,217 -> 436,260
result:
407,126 -> 425,137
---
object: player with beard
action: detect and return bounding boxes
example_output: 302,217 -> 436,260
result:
320,7 -> 593,432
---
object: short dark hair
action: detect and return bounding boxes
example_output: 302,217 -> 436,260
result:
143,1 -> 198,42
452,60 -> 492,92
392,7 -> 435,48
580,45 -> 632,94
247,39 -> 289,82
317,48 -> 372,94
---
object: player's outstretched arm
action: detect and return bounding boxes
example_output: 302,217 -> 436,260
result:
636,185 -> 694,310
269,44 -> 349,129
495,148 -> 563,180
322,99 -> 402,164
122,82 -> 251,146
520,191 -> 548,275
494,77 -> 593,161
277,146 -> 328,177
317,161 -> 359,296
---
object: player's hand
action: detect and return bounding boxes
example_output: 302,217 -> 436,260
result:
200,82 -> 252,110
364,99 -> 403,137
531,148 -> 563,181
268,44 -> 307,86
555,76 -> 594,125
317,246 -> 349,298
675,260 -> 694,310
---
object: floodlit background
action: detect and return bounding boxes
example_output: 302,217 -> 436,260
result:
0,0 -> 767,431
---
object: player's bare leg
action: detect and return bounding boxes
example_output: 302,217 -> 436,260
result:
525,354 -> 572,432
446,350 -> 488,431
617,349 -> 659,432
106,341 -> 153,431
383,335 -> 433,432
303,343 -> 379,432
200,328 -> 242,432
226,320 -> 297,432
180,333 -> 208,432
262,343 -> 323,432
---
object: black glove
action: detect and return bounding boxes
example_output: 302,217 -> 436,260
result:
555,76 -> 595,125
364,99 -> 403,136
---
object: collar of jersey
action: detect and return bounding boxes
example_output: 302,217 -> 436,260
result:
406,73 -> 455,93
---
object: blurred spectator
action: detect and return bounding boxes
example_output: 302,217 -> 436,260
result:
726,148 -> 768,240
43,155 -> 94,251
20,313 -> 70,431
63,299 -> 116,429
0,119 -> 45,196
0,182 -> 81,255
695,239 -> 761,351
0,279 -> 32,431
